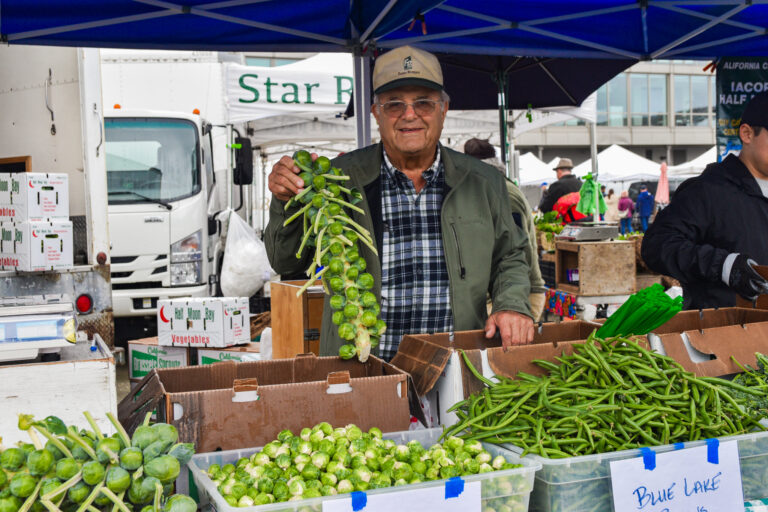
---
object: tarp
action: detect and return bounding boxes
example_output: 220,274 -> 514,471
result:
519,153 -> 556,186
573,144 -> 659,183
668,146 -> 717,177
4,1 -> 768,60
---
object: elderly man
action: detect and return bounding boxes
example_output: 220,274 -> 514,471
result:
265,46 -> 534,360
538,158 -> 583,213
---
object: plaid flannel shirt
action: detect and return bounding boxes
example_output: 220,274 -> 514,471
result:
378,149 -> 454,361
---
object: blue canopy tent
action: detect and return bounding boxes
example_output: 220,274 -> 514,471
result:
3,0 -> 768,147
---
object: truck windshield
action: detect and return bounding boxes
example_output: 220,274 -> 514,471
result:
105,118 -> 201,204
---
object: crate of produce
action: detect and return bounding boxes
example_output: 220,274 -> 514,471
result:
507,430 -> 768,512
188,428 -> 541,512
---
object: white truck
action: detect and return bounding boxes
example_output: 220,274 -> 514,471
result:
100,52 -> 254,324
0,44 -> 114,344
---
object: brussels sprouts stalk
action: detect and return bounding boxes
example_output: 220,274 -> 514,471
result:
42,471 -> 83,501
283,203 -> 313,227
285,185 -> 315,210
26,427 -> 44,450
326,196 -> 364,214
98,488 -> 132,512
330,216 -> 372,240
295,268 -> 327,297
66,430 -> 98,461
39,499 -> 63,512
131,467 -> 143,481
142,412 -> 153,427
82,412 -> 104,441
153,482 -> 163,512
32,425 -> 73,459
106,413 -> 131,450
320,174 -> 350,181
295,222 -> 315,259
109,491 -> 125,512
74,482 -> 104,512
17,480 -> 43,512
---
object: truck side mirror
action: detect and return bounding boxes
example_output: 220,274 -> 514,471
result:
234,137 -> 254,185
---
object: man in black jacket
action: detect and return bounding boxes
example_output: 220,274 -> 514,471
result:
538,158 -> 583,213
642,91 -> 768,309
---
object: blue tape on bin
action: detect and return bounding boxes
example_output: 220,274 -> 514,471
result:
445,477 -> 465,499
707,438 -> 719,464
673,443 -> 684,450
641,447 -> 656,470
351,491 -> 367,511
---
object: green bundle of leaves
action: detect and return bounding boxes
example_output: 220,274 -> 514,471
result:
283,150 -> 386,362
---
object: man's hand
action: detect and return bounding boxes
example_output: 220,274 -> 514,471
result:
268,153 -> 317,202
485,310 -> 534,350
729,254 -> 768,300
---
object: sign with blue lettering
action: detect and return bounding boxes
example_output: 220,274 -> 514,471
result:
609,440 -> 743,512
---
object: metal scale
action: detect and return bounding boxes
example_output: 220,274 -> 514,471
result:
555,222 -> 619,242
0,296 -> 77,362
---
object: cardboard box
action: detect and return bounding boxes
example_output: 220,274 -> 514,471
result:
196,343 -> 261,365
270,280 -> 324,358
390,321 -> 601,426
127,336 -> 190,380
0,220 -> 73,271
157,297 -> 250,348
119,353 -> 414,452
0,173 -> 69,221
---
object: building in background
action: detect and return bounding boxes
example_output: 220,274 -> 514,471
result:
515,60 -> 716,166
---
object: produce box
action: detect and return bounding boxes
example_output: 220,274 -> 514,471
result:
127,336 -> 190,380
0,219 -> 73,271
390,321 -> 601,426
0,172 -> 69,221
187,428 -> 541,512
157,297 -> 250,348
119,353 -> 417,452
649,307 -> 768,375
196,342 -> 261,365
510,430 -> 768,512
0,335 -> 116,445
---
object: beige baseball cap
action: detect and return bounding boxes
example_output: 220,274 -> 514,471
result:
373,45 -> 444,95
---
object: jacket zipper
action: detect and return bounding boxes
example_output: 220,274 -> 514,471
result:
450,223 -> 466,279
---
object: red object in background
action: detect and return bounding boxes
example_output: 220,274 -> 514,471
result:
553,192 -> 587,224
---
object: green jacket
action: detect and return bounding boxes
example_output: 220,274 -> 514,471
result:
505,180 -> 547,294
265,143 -> 532,357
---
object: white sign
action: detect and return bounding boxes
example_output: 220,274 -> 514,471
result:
610,440 -> 743,512
322,480 -> 481,512
225,55 -> 353,123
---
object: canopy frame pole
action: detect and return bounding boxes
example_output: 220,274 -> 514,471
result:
353,48 -> 372,149
590,121 -> 599,221
650,3 -> 749,58
493,66 -> 510,176
536,60 -> 577,104
437,4 -> 636,27
6,10 -> 177,41
517,25 -> 642,59
360,0 -> 398,42
652,2 -> 764,32
382,25 -> 508,46
661,29 -> 764,57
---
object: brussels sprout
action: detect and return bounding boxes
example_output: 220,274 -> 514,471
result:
94,437 -> 121,464
425,465 -> 440,481
9,474 -> 37,500
162,495 -> 197,512
277,430 -> 293,443
0,495 -> 21,512
106,466 -> 131,494
151,424 -> 178,446
39,478 -> 63,502
310,452 -> 329,470
230,482 -> 247,501
70,445 -> 90,462
288,478 -> 305,497
0,469 -> 6,490
67,481 -> 90,504
272,481 -> 289,502
329,295 -> 346,310
336,479 -> 354,494
476,451 -> 492,465
320,484 -> 337,496
463,439 -> 483,456
42,441 -> 64,462
411,459 -> 428,475
367,427 -> 382,440
304,479 -> 321,491
131,426 -> 158,450
393,445 -> 410,462
128,478 -> 152,505
142,440 -> 171,464
17,445 -> 35,458
464,459 -> 480,474
143,455 -> 180,485
445,437 -> 465,453
26,450 -> 54,477
0,449 -> 25,472
478,463 -> 494,474
300,465 -> 320,481
166,443 -> 195,466
251,453 -> 270,467
254,493 -> 272,505
55,457 -> 79,482
293,150 -> 312,168
80,460 -> 105,486
339,344 -> 357,359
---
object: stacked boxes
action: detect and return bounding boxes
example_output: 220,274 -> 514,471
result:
157,297 -> 250,348
0,173 -> 72,271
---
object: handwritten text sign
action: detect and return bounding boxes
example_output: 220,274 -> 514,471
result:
610,440 -> 743,512
322,479 -> 481,512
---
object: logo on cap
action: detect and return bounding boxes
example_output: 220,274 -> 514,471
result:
403,56 -> 412,71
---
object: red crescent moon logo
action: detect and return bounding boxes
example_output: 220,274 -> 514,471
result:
159,306 -> 170,323
32,230 -> 38,238
29,181 -> 34,188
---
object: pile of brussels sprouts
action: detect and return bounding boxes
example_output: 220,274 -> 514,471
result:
206,423 -> 521,507
0,412 -> 196,512
283,150 -> 386,362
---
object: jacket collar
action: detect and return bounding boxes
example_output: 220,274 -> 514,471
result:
706,154 -> 764,197
350,142 -> 468,189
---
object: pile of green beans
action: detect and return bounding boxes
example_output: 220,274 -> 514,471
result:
443,335 -> 767,458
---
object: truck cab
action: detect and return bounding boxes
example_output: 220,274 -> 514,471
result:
105,109 -> 224,318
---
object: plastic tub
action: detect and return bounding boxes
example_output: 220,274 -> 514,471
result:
505,429 -> 768,512
188,428 -> 541,512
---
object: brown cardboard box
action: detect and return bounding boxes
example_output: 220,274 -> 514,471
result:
390,321 -> 601,426
119,353 -> 414,452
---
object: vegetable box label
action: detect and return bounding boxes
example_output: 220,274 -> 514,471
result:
157,297 -> 250,348
609,440 -> 743,512
0,172 -> 69,222
128,343 -> 188,379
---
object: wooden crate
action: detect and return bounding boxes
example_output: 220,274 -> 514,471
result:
555,240 -> 635,296
636,273 -> 663,291
270,280 -> 324,358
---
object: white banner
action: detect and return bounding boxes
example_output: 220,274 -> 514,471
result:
225,54 -> 354,123
511,93 -> 597,138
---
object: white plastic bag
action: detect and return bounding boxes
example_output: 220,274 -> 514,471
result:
220,211 -> 274,297
259,327 -> 272,360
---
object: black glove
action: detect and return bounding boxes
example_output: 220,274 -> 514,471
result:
728,254 -> 768,300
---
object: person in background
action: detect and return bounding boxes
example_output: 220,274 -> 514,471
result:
636,184 -> 655,232
463,138 -> 547,321
642,91 -> 768,309
604,188 -> 619,223
538,158 -> 582,213
618,191 -> 634,235
265,45 -> 534,360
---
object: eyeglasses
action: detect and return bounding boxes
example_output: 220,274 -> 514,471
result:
377,99 -> 442,117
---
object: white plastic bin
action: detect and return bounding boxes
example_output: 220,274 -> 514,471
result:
188,428 -> 541,512
504,429 -> 768,512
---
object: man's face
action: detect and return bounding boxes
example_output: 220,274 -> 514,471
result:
371,86 -> 447,160
741,124 -> 768,179
555,168 -> 571,179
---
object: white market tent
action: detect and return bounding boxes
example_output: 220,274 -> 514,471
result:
668,146 -> 717,178
519,153 -> 555,186
573,144 -> 660,185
